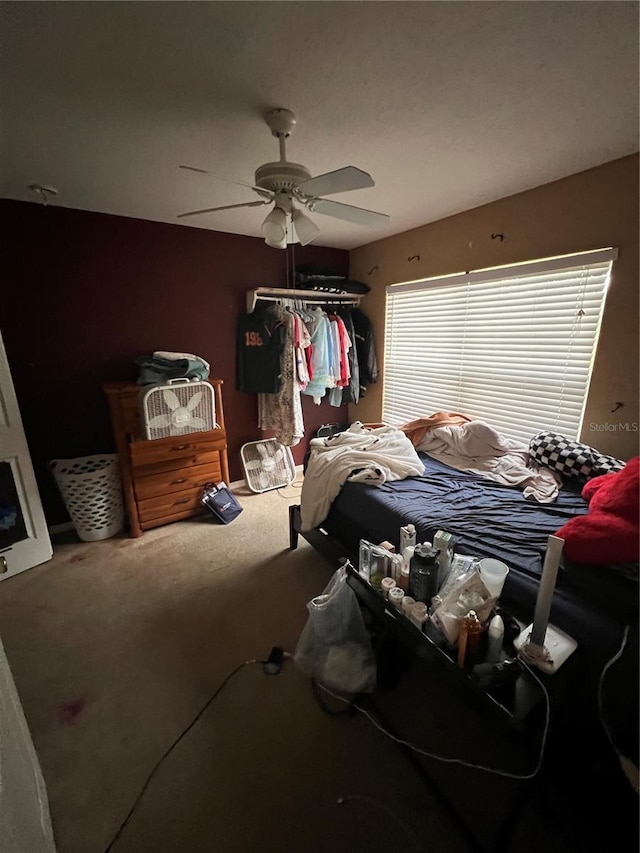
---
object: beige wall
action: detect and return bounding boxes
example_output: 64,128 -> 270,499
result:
349,154 -> 639,460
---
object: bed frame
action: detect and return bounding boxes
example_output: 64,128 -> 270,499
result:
288,504 -> 353,565
288,501 -> 639,839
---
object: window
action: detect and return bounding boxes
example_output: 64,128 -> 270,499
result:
383,248 -> 616,443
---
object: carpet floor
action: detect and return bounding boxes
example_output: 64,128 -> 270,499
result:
0,481 -> 635,852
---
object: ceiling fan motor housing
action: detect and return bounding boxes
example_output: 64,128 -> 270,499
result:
265,108 -> 297,138
254,161 -> 312,193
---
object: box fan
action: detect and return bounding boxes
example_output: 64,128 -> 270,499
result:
140,379 -> 218,440
240,439 -> 296,493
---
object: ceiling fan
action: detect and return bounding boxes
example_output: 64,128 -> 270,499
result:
178,108 -> 390,248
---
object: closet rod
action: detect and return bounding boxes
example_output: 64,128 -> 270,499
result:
247,286 -> 361,313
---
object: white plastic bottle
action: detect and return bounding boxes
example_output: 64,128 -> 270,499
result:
389,587 -> 405,610
486,614 -> 505,662
389,553 -> 404,581
402,544 -> 415,571
399,523 -> 417,554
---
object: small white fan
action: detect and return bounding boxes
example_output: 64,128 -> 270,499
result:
240,439 -> 296,493
140,379 -> 217,440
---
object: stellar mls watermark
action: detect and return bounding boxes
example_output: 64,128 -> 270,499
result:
589,421 -> 638,432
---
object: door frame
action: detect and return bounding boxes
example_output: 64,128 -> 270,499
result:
0,330 -> 52,580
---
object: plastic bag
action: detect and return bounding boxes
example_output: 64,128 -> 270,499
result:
294,566 -> 377,694
431,554 -> 477,610
431,566 -> 496,645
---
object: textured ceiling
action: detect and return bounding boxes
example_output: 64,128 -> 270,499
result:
1,2 -> 638,250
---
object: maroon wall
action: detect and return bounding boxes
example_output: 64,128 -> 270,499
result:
0,200 -> 349,525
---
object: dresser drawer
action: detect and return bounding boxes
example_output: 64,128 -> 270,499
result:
140,505 -> 207,530
138,486 -> 204,523
134,461 -> 221,501
129,431 -> 226,468
133,450 -> 221,478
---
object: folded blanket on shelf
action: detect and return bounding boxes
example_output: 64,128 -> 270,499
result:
415,420 -> 561,503
153,350 -> 211,371
135,353 -> 210,385
300,422 -> 425,530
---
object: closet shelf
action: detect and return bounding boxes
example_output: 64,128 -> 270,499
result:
247,286 -> 362,313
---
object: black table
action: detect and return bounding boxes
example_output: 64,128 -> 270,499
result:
338,561 -> 550,852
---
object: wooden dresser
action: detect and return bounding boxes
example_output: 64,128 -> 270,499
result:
103,379 -> 229,537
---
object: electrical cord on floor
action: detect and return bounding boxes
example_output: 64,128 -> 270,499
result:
276,484 -> 303,498
597,624 -> 638,791
312,678 -> 355,715
103,658 -> 264,853
317,658 -> 551,781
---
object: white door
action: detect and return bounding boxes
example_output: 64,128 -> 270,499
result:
0,637 -> 57,852
0,330 -> 52,580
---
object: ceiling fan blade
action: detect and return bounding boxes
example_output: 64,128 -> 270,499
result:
297,166 -> 374,198
179,165 -> 270,196
177,200 -> 270,219
309,198 -> 390,228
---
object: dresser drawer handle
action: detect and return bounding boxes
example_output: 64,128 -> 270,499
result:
174,498 -> 190,505
173,444 -> 189,451
171,478 -> 187,485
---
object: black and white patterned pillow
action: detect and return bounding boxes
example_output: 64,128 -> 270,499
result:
529,431 -> 625,481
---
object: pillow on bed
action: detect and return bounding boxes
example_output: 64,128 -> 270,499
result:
529,431 -> 625,481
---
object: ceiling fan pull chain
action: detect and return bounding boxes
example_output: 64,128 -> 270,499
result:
285,236 -> 289,289
291,238 -> 296,289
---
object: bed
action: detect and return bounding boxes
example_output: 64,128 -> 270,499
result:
289,450 -> 638,755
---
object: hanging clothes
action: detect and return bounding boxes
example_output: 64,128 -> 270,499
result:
328,314 -> 351,388
302,308 -> 332,404
327,313 -> 352,406
257,306 -> 304,446
292,312 -> 312,390
237,307 -> 286,393
242,292 -> 378,439
351,307 -> 378,396
337,308 -> 360,405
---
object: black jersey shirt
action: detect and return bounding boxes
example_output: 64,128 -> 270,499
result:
236,308 -> 286,393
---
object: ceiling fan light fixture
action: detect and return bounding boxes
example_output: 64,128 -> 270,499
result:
264,232 -> 287,249
262,206 -> 287,247
292,209 -> 319,246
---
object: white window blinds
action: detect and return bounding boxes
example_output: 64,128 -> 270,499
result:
383,248 -> 616,443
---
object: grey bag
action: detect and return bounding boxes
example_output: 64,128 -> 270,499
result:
294,566 -> 377,694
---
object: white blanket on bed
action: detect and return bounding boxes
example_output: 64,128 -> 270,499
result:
300,423 -> 425,530
416,420 -> 561,502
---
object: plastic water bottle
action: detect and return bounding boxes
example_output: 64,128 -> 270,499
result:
409,544 -> 440,604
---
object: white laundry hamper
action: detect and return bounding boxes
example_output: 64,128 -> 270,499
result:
50,454 -> 124,542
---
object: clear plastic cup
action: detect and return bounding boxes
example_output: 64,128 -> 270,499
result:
478,558 -> 510,598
